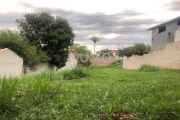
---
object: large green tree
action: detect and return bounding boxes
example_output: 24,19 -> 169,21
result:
16,12 -> 75,68
0,29 -> 50,66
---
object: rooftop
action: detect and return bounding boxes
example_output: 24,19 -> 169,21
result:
148,16 -> 180,30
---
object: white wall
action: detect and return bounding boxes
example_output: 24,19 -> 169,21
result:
0,48 -> 23,78
24,52 -> 77,75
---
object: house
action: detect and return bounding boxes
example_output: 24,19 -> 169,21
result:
148,16 -> 180,52
0,48 -> 23,78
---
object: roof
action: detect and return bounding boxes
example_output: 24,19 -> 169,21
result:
148,16 -> 180,30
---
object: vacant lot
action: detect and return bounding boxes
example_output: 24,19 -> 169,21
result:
0,65 -> 180,120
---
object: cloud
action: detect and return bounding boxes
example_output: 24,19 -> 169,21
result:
164,0 -> 180,11
0,1 -> 157,51
0,12 -> 22,29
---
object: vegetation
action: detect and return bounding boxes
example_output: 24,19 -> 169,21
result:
134,43 -> 151,56
117,43 -> 151,58
123,46 -> 134,58
107,60 -> 123,67
97,49 -> 113,58
16,12 -> 75,68
0,29 -> 50,66
69,44 -> 92,67
1,66 -> 180,119
138,64 -> 161,72
62,66 -> 89,80
90,36 -> 100,55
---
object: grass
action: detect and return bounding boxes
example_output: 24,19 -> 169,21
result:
138,64 -> 161,72
0,65 -> 180,119
62,66 -> 89,80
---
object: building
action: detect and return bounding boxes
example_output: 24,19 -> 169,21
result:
148,16 -> 180,52
0,48 -> 23,78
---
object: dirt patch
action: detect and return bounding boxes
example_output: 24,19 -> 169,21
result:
99,110 -> 139,120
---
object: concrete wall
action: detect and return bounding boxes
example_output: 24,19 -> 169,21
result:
24,52 -> 77,75
0,48 -> 23,77
151,21 -> 180,51
123,41 -> 180,69
91,57 -> 117,67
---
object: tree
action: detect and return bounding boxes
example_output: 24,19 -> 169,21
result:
97,49 -> 113,58
117,49 -> 124,57
16,12 -> 75,68
0,29 -> 50,66
69,44 -> 92,67
123,46 -> 134,58
134,43 -> 151,56
90,36 -> 100,55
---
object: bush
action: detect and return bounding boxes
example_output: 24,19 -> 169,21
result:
62,66 -> 89,80
107,60 -> 123,67
138,64 -> 160,72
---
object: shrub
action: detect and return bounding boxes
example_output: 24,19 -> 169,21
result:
107,60 -> 123,67
138,64 -> 160,72
62,66 -> 89,80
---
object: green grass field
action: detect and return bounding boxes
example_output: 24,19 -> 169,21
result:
0,64 -> 180,120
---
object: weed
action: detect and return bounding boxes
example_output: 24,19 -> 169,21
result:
62,66 -> 89,80
107,60 -> 122,67
0,77 -> 19,111
0,66 -> 180,119
138,64 -> 160,72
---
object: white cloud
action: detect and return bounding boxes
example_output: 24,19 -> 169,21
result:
103,33 -> 119,39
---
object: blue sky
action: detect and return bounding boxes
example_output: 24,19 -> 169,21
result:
0,0 -> 180,52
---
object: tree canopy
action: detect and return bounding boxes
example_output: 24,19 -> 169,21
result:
90,36 -> 100,55
16,12 -> 75,68
97,49 -> 113,58
117,43 -> 151,58
133,43 -> 151,56
0,29 -> 50,66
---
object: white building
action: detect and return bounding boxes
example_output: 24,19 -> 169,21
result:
0,48 -> 23,78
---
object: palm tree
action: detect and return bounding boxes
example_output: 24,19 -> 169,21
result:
90,36 -> 100,55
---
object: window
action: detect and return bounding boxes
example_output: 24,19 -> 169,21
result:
167,32 -> 171,39
159,26 -> 166,33
177,20 -> 180,25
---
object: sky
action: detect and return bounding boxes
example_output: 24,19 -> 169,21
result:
0,0 -> 180,53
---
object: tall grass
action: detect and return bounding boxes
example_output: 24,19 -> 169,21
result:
62,66 -> 89,80
107,60 -> 122,67
0,66 -> 180,119
0,77 -> 19,111
138,64 -> 160,72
